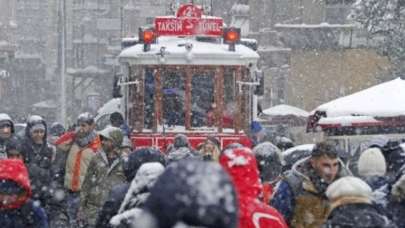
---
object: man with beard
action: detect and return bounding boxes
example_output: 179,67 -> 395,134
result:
79,126 -> 126,227
271,141 -> 350,227
56,112 -> 101,227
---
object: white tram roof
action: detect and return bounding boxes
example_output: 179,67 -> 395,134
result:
119,36 -> 259,66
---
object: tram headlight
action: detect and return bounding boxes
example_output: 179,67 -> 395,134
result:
223,27 -> 241,52
139,27 -> 156,52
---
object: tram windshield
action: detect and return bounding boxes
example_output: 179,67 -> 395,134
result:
130,65 -> 246,132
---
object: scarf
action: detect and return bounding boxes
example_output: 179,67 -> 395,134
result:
75,130 -> 97,148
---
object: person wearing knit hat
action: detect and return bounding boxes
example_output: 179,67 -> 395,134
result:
358,148 -> 387,177
324,176 -> 394,227
356,147 -> 392,213
250,121 -> 265,146
53,112 -> 101,227
79,126 -> 126,227
19,115 -> 56,217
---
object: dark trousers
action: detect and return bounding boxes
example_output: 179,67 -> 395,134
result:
66,191 -> 80,228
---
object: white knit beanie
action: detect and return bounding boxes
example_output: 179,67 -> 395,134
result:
358,148 -> 386,177
326,176 -> 372,200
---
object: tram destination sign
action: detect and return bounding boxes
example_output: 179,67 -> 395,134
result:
154,4 -> 223,37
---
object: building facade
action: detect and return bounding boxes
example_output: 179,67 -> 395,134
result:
246,0 -> 391,111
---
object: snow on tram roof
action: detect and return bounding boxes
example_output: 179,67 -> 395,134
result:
119,36 -> 259,66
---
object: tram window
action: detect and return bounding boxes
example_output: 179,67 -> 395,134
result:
191,72 -> 214,127
162,71 -> 185,127
223,69 -> 237,128
144,68 -> 155,129
224,69 -> 236,103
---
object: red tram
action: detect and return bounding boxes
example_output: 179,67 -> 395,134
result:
117,4 -> 261,150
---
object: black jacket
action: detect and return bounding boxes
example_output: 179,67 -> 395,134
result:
20,119 -> 55,205
325,203 -> 395,228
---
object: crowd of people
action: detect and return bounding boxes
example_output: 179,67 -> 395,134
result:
0,111 -> 405,228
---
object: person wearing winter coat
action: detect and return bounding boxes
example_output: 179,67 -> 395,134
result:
110,112 -> 131,138
109,162 -> 165,227
350,136 -> 404,180
55,112 -> 101,227
386,173 -> 405,227
220,147 -> 288,228
324,176 -> 395,228
166,134 -> 201,163
120,136 -> 133,156
95,147 -> 166,228
129,160 -> 239,228
0,113 -> 20,159
0,159 -> 49,228
48,122 -> 65,146
199,136 -> 221,161
271,141 -> 350,227
79,126 -> 127,227
252,142 -> 284,204
20,115 -> 55,207
250,121 -> 266,147
357,147 -> 390,207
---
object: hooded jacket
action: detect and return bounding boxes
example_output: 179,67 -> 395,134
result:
253,142 -> 283,203
79,149 -> 126,226
271,157 -> 350,227
20,116 -> 55,204
324,176 -> 395,228
95,148 -> 166,228
0,159 -> 48,228
220,147 -> 287,228
109,162 -> 165,227
0,113 -> 18,159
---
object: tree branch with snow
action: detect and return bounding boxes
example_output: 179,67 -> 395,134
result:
350,0 -> 405,76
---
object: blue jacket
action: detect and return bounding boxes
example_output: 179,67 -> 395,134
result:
271,180 -> 295,223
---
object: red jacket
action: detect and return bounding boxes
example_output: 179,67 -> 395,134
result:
0,159 -> 32,210
220,148 -> 288,228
